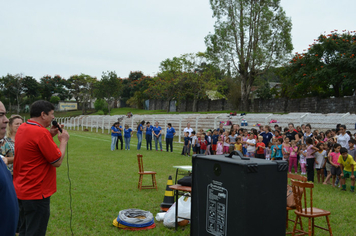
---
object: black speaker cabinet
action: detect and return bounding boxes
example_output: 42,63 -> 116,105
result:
191,153 -> 288,236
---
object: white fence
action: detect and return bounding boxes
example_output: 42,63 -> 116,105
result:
56,112 -> 356,143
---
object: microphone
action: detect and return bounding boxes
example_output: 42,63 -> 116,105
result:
52,120 -> 63,133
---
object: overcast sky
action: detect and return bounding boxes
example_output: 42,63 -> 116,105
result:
0,0 -> 355,80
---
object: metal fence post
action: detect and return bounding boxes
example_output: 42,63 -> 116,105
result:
265,114 -> 273,126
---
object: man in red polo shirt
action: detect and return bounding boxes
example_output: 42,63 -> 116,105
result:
13,100 -> 70,236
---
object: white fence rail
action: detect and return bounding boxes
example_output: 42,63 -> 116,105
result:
57,112 -> 356,142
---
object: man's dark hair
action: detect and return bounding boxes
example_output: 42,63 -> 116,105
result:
30,100 -> 54,118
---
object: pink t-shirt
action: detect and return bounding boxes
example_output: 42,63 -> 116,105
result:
330,152 -> 341,166
306,145 -> 315,159
289,146 -> 298,158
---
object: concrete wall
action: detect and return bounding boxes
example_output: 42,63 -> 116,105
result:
149,96 -> 356,113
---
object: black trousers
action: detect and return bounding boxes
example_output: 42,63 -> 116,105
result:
146,134 -> 152,150
306,158 -> 315,182
166,138 -> 173,152
116,136 -> 123,150
18,197 -> 50,236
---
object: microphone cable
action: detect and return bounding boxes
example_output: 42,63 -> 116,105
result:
66,143 -> 74,236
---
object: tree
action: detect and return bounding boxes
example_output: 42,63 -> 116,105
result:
95,71 -> 122,115
121,71 -> 152,108
145,53 -> 226,112
22,76 -> 40,104
283,30 -> 356,98
67,74 -> 97,114
205,0 -> 293,111
39,75 -> 70,101
1,74 -> 24,113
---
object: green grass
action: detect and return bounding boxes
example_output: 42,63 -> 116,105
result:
47,130 -> 355,235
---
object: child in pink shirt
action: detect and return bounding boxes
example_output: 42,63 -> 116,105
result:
288,140 -> 298,173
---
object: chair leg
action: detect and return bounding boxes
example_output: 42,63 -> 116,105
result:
312,218 -> 314,236
286,210 -> 289,228
325,216 -> 333,236
152,174 -> 157,190
138,174 -> 143,191
292,215 -> 298,236
308,218 -> 312,236
299,215 -> 304,231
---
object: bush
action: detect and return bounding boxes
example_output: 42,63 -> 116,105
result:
94,99 -> 108,111
50,96 -> 60,104
96,110 -> 104,115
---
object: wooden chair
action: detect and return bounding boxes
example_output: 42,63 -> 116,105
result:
290,179 -> 333,236
137,154 -> 157,191
286,174 -> 307,230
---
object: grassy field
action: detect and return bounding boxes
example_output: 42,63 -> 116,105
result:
46,130 -> 356,235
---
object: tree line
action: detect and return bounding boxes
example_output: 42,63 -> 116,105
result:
2,1 -> 355,113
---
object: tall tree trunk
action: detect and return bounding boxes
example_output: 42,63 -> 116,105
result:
166,99 -> 171,113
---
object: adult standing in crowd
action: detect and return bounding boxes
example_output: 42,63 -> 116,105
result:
0,101 -> 19,236
13,100 -> 70,236
153,121 -> 162,151
302,124 -> 313,144
3,114 -> 23,175
137,120 -> 144,150
166,123 -> 175,152
115,121 -> 123,150
111,123 -> 119,151
285,123 -> 299,142
260,125 -> 273,147
123,124 -> 132,150
338,125 -> 350,148
217,122 -> 225,132
145,121 -> 153,150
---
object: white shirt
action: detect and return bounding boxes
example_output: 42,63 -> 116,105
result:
183,127 -> 193,136
338,133 -> 350,148
246,139 -> 256,153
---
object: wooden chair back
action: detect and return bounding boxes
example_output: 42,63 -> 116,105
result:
137,154 -> 144,173
291,179 -> 314,215
287,173 -> 307,182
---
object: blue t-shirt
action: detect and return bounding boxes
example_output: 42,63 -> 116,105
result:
117,126 -> 122,136
212,135 -> 219,145
153,126 -> 162,136
184,136 -> 190,145
146,126 -> 153,135
217,128 -> 225,132
0,158 -> 19,236
260,131 -> 273,146
166,127 -> 176,138
137,124 -> 143,134
124,128 -> 132,138
275,144 -> 283,158
111,126 -> 119,137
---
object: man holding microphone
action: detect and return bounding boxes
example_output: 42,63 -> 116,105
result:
13,100 -> 70,236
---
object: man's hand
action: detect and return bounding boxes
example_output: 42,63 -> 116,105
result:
351,175 -> 355,180
58,130 -> 70,143
340,173 -> 344,178
50,124 -> 64,137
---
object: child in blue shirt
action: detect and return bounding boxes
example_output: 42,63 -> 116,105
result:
212,130 -> 219,155
183,132 -> 191,156
273,138 -> 283,160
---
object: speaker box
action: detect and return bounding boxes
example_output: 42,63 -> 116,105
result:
191,153 -> 288,236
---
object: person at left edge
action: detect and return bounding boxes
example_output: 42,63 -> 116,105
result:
13,100 -> 70,236
0,100 -> 19,236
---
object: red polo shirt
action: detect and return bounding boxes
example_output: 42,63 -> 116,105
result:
13,120 -> 62,200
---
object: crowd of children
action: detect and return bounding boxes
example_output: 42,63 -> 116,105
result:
184,122 -> 356,193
